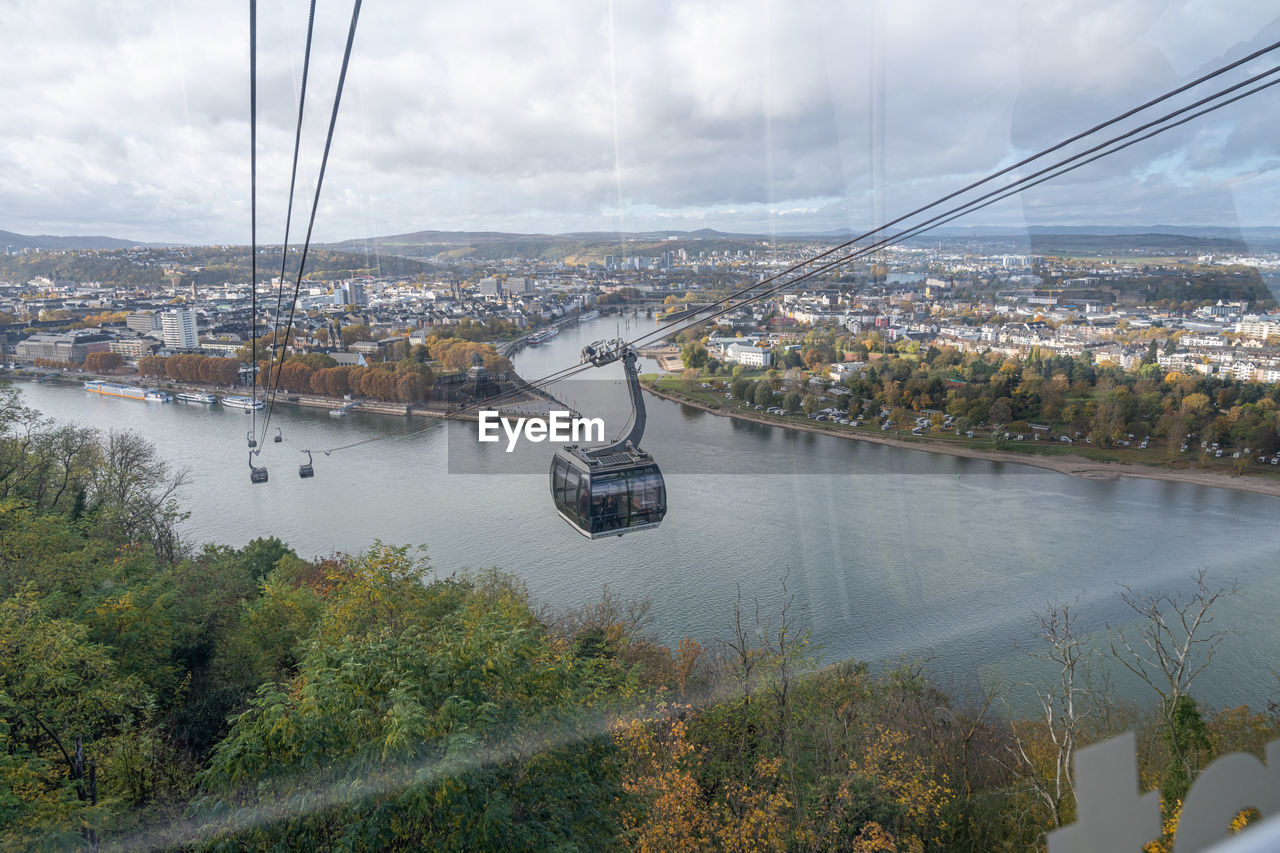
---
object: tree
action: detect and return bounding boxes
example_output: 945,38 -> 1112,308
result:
1181,392 -> 1211,417
436,340 -> 494,372
84,351 -> 124,373
802,393 -> 820,416
681,342 -> 709,371
783,391 -> 801,414
277,361 -> 314,394
616,716 -> 715,851
137,356 -> 167,378
754,383 -> 774,408
292,352 -> 337,370
85,430 -> 190,564
0,589 -> 147,848
1007,598 -> 1097,829
192,551 -> 630,850
802,349 -> 827,371
1109,569 -> 1236,808
338,323 -> 372,348
212,357 -> 239,386
395,372 -> 427,403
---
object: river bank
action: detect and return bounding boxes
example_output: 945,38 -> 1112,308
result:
642,378 -> 1280,498
12,370 -> 551,423
21,362 -> 1280,498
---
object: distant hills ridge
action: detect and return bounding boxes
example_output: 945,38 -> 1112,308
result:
3,224 -> 1279,253
341,224 -> 1280,242
0,229 -> 164,251
327,225 -> 1280,259
904,224 -> 1280,241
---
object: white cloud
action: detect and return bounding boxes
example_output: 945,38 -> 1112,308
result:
0,0 -> 1276,243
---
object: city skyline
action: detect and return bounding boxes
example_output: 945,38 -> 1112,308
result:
2,1 -> 1279,245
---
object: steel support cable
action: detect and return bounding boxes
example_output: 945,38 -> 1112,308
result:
568,38 -> 1280,362
311,355 -> 602,456
904,75 -> 1280,246
259,0 -> 363,448
249,0 -> 259,444
306,321 -> 630,456
310,59 -> 1267,460
313,66 -> 1279,459
466,67 -> 1280,421
262,0 -> 318,413
311,49 -> 1280,456
318,40 -> 1280,454
627,62 -> 1280,351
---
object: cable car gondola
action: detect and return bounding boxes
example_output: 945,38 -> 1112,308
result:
549,341 -> 666,539
274,427 -> 283,443
299,449 -> 315,478
249,453 -> 268,484
247,430 -> 257,448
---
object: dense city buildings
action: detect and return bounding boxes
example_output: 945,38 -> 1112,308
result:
1,234 -> 1277,386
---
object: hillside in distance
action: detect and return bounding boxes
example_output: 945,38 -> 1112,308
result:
330,225 -> 1280,263
900,224 -> 1280,254
326,228 -> 778,263
0,228 -> 162,251
0,245 -> 435,288
6,223 -> 1277,263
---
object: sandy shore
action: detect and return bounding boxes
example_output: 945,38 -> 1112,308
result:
643,382 -> 1280,499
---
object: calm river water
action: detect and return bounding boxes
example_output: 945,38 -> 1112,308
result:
13,314 -> 1280,709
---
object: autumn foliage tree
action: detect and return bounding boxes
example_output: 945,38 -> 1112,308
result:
421,334 -> 511,375
84,351 -> 124,373
137,354 -> 238,385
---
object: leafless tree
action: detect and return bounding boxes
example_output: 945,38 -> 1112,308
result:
1109,568 -> 1235,797
0,385 -> 48,498
767,572 -> 797,754
723,584 -> 764,706
934,682 -> 1000,806
1005,596 -> 1097,829
28,424 -> 98,511
86,429 -> 191,563
544,583 -> 654,651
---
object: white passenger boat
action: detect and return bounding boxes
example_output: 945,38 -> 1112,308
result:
221,395 -> 264,410
84,381 -> 171,402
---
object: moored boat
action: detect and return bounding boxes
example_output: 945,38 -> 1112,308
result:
527,327 -> 560,345
221,395 -> 264,410
85,381 -> 172,402
176,391 -> 218,404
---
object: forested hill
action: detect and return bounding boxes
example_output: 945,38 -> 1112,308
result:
0,246 -> 433,288
1026,232 -> 1249,255
327,228 -> 770,262
0,229 -> 157,251
0,381 -> 1276,850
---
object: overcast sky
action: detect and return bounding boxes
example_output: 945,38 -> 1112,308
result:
2,0 -> 1278,244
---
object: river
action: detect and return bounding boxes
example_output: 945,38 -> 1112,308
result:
11,313 -> 1280,709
